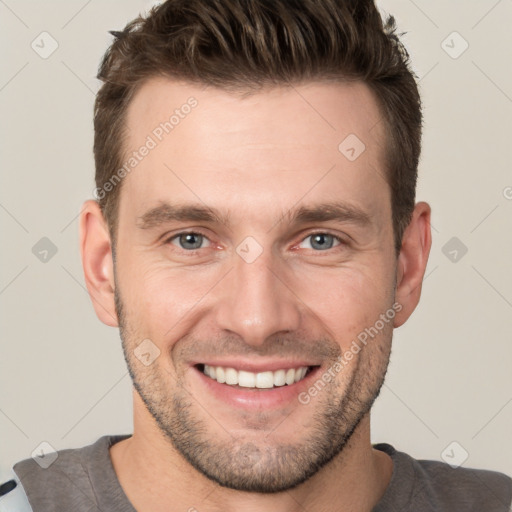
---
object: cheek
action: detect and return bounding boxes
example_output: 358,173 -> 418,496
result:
296,265 -> 392,346
120,260 -> 218,337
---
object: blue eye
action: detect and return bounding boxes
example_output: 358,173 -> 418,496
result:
300,233 -> 341,251
165,231 -> 343,253
170,232 -> 210,250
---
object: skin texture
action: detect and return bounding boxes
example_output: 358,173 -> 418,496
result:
80,78 -> 431,512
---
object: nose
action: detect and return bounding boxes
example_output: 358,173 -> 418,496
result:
214,245 -> 301,347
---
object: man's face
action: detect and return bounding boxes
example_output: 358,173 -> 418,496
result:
113,78 -> 398,492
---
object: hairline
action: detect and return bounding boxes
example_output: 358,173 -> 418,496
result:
104,75 -> 397,253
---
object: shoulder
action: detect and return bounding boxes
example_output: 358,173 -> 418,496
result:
5,435 -> 130,512
417,458 -> 512,510
374,443 -> 512,511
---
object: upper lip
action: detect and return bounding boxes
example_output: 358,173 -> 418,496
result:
193,359 -> 321,373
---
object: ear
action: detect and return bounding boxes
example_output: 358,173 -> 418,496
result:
393,201 -> 432,328
79,200 -> 118,327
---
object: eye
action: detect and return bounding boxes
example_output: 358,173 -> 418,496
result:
168,232 -> 211,251
299,233 -> 342,251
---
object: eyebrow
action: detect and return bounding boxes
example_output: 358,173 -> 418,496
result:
136,201 -> 372,231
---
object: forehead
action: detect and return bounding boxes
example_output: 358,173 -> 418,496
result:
119,77 -> 389,229
125,77 -> 384,150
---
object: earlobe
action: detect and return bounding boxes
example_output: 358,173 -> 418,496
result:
79,200 -> 119,327
393,201 -> 432,328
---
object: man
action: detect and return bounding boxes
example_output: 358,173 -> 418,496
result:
4,0 -> 511,511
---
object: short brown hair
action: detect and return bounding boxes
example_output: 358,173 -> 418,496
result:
94,0 -> 421,254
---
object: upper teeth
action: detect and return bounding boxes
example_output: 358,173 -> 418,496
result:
203,365 -> 309,388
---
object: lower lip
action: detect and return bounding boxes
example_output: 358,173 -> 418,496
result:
191,365 -> 321,410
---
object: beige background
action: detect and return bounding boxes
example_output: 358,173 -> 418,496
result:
1,0 -> 511,480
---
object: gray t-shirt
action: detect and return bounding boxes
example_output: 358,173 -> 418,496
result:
8,434 -> 512,511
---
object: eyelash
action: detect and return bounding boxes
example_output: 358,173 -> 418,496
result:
163,230 -> 347,253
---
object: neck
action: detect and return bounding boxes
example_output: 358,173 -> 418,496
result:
110,390 -> 393,512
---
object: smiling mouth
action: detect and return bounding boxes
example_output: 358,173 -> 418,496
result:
195,364 -> 318,389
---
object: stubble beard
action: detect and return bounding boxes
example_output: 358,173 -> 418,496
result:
114,286 -> 392,493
